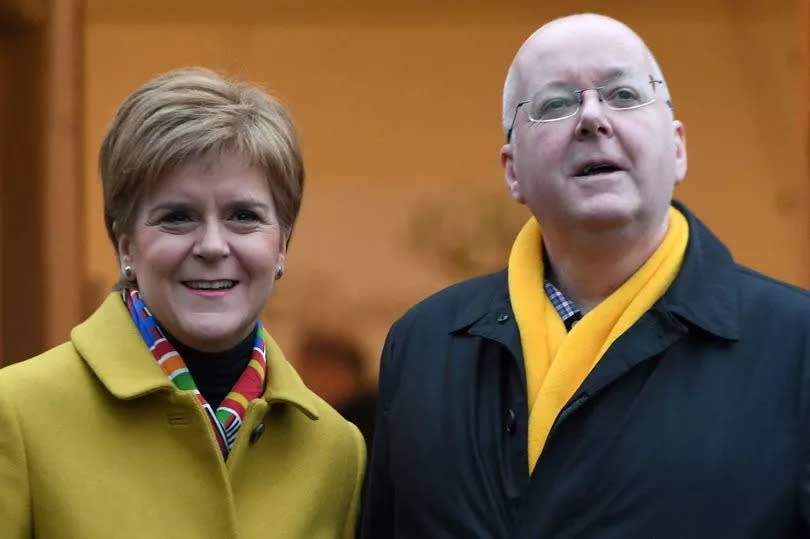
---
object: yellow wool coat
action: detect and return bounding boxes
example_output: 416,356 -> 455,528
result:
0,293 -> 366,539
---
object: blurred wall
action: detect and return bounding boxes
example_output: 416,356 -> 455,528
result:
1,6 -> 46,364
1,0 -> 801,370
0,0 -> 82,366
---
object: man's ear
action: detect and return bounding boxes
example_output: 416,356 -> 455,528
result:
673,120 -> 687,185
501,143 -> 526,204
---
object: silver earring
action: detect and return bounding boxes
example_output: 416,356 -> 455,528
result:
275,263 -> 284,280
124,265 -> 134,280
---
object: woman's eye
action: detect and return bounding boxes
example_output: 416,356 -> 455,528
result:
231,209 -> 261,222
160,211 -> 193,225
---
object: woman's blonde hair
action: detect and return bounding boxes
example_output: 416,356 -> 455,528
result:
100,66 -> 304,257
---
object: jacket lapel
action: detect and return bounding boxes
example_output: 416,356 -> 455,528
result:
555,202 -> 743,418
449,204 -> 744,441
261,332 -> 321,420
72,293 -> 321,424
450,271 -> 525,366
71,292 -> 174,399
448,271 -> 528,401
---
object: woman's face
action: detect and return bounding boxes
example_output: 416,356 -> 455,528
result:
118,153 -> 287,352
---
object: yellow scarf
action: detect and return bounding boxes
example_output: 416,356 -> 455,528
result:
508,207 -> 689,473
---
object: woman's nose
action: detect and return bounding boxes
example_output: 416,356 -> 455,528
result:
193,221 -> 230,259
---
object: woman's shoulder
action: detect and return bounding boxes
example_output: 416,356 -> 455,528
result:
1,341 -> 81,378
261,340 -> 367,457
0,341 -> 88,398
271,354 -> 362,437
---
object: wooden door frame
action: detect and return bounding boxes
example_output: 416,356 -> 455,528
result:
0,0 -> 83,365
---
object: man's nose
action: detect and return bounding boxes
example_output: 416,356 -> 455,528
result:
574,89 -> 613,139
193,221 -> 230,259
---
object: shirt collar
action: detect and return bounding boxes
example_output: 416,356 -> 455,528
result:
543,279 -> 582,331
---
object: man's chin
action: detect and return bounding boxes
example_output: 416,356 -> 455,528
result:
568,201 -> 637,232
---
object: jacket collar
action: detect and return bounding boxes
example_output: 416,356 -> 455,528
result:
662,201 -> 740,341
449,201 -> 741,341
71,293 -> 173,399
450,270 -> 512,333
261,335 -> 321,419
72,293 -> 321,419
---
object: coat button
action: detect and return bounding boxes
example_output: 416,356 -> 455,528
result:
249,422 -> 265,444
496,313 -> 510,323
505,408 -> 516,434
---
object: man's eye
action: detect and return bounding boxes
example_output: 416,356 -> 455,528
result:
544,98 -> 568,110
533,96 -> 576,119
606,87 -> 641,104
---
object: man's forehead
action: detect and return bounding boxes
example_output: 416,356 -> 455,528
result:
518,42 -> 651,89
516,16 -> 651,84
525,14 -> 647,51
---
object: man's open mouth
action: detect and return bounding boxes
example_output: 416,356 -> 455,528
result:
575,161 -> 622,177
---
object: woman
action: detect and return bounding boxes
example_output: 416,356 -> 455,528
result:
0,68 -> 365,538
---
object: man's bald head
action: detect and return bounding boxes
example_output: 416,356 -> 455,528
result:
501,14 -> 672,137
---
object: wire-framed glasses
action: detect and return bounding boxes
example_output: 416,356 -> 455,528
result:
506,74 -> 665,142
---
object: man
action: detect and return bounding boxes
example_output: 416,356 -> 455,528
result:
360,13 -> 810,538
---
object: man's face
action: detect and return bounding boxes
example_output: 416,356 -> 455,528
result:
501,18 -> 686,237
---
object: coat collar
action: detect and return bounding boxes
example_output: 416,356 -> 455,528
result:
661,201 -> 740,340
449,201 -> 741,341
72,293 -> 321,419
450,271 -> 512,333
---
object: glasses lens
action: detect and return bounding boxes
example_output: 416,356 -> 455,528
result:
600,78 -> 656,110
526,76 -> 659,122
527,90 -> 579,121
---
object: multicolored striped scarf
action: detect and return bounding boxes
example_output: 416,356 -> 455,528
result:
123,287 -> 267,459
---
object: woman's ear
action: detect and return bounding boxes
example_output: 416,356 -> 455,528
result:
116,222 -> 131,259
115,222 -> 136,279
280,228 -> 290,256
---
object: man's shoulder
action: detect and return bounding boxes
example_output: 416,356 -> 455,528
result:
731,264 -> 810,335
379,270 -> 508,394
733,264 -> 810,310
391,269 -> 508,334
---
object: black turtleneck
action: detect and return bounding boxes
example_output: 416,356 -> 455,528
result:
163,325 -> 258,410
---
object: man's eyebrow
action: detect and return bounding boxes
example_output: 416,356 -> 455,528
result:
536,68 -> 631,91
599,68 -> 628,82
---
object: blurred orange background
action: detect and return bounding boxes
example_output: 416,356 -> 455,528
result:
1,0 -> 808,382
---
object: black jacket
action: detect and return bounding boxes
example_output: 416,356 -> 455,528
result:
360,204 -> 810,538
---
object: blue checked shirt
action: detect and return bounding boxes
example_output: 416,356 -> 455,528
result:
543,280 -> 582,331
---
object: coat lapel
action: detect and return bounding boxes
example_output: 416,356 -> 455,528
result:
71,293 -> 173,399
261,332 -> 321,420
72,292 -> 321,422
549,203 -> 743,431
450,270 -> 524,365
